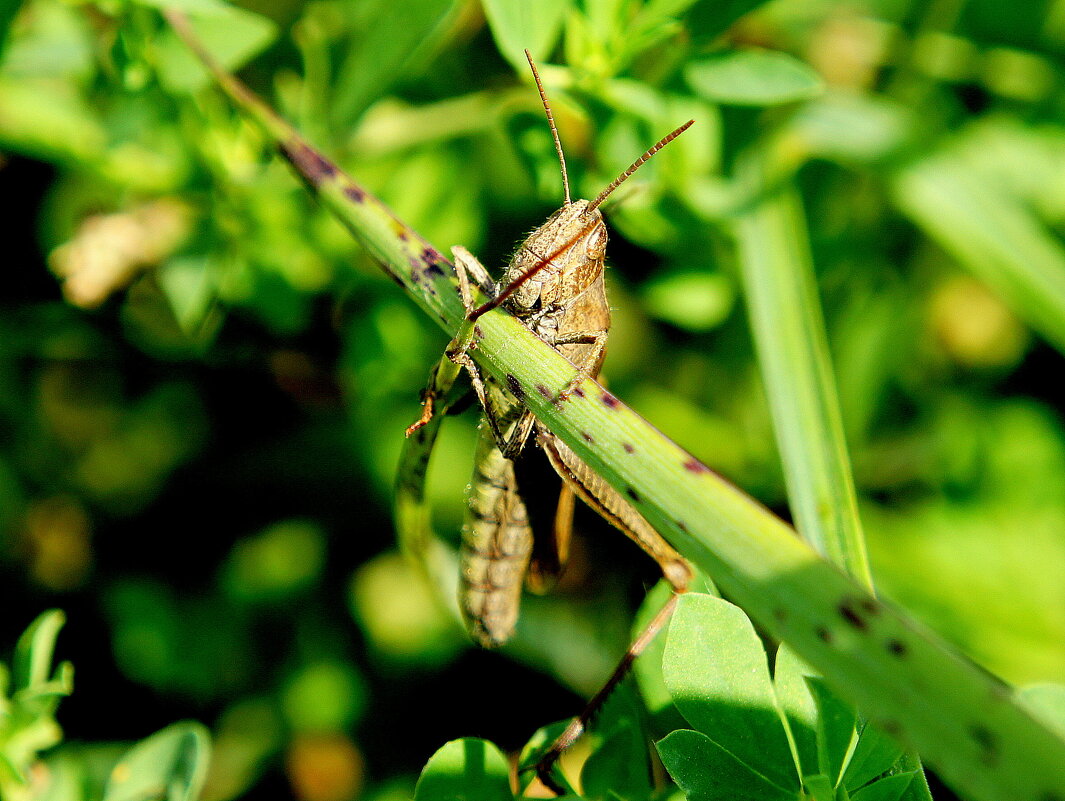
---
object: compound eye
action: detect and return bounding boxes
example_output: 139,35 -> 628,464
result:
585,224 -> 607,258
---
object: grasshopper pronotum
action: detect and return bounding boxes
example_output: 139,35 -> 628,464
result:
407,52 -> 694,791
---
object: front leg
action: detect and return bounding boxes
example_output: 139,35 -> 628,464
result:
406,246 -> 487,436
407,247 -> 532,458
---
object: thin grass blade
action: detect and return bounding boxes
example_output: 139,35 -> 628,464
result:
732,156 -> 872,589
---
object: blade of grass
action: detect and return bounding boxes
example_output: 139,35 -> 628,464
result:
732,157 -> 873,591
893,150 -> 1065,355
163,14 -> 1065,801
732,155 -> 932,800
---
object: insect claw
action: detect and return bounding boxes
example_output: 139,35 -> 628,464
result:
534,759 -> 569,797
405,395 -> 436,437
557,369 -> 591,402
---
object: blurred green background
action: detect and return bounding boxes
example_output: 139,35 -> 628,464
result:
2,0 -> 1065,798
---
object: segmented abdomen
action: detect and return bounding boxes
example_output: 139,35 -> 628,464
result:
459,425 -> 533,648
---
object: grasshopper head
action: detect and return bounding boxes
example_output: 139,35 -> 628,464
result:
508,199 -> 607,310
471,52 -> 690,321
540,199 -> 608,264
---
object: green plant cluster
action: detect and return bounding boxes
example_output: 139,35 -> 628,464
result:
2,0 -> 1065,800
0,612 -> 210,801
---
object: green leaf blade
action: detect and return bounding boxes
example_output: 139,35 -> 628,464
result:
806,677 -> 857,785
851,773 -> 917,801
685,50 -> 824,106
842,721 -> 906,791
103,722 -> 212,801
330,0 -> 461,126
656,729 -> 796,801
149,4 -> 277,94
414,738 -> 513,801
663,594 -> 798,791
893,150 -> 1065,356
731,167 -> 872,588
482,0 -> 572,70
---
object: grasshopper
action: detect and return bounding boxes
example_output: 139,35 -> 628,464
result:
407,52 -> 694,790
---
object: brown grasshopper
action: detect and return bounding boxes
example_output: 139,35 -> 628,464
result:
408,52 -> 694,790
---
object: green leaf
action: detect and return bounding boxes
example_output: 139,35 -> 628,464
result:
807,677 -> 857,785
685,50 -> 824,106
414,738 -> 513,801
773,645 -> 819,778
0,0 -> 25,59
656,729 -> 795,801
663,594 -> 798,791
893,144 -> 1065,356
158,256 -> 217,337
641,0 -> 704,22
482,0 -> 572,70
14,610 -> 68,692
1016,684 -> 1065,741
517,720 -> 576,796
280,660 -> 366,732
685,0 -> 771,46
802,773 -> 835,801
578,680 -> 653,799
103,722 -> 212,801
330,0 -> 461,126
0,76 -> 107,165
0,0 -> 94,79
842,721 -> 905,792
641,270 -> 735,332
152,6 -> 276,93
132,0 -> 243,14
583,0 -> 630,37
851,773 -> 916,801
731,164 -> 872,587
581,726 -> 652,801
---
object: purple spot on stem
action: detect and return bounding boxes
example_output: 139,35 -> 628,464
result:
683,458 -> 711,474
506,374 -> 525,401
969,725 -> 997,765
279,142 -> 337,184
421,248 -> 446,276
601,392 -> 620,409
838,598 -> 868,631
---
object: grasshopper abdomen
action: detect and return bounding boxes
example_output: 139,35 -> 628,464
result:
460,399 -> 535,647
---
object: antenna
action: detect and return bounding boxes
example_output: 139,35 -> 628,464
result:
586,119 -> 694,213
525,49 -> 571,205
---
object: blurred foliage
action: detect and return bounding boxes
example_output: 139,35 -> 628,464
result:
0,611 -> 210,801
2,0 -> 1065,798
